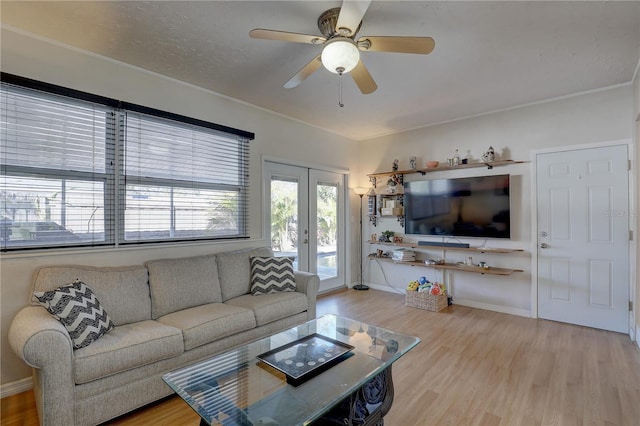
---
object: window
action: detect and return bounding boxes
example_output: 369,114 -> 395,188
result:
0,74 -> 253,251
120,111 -> 250,243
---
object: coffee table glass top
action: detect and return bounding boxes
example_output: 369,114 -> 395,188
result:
162,314 -> 420,426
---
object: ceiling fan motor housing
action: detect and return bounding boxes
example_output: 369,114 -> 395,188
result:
318,8 -> 362,39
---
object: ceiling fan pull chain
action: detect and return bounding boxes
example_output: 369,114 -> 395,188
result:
338,73 -> 344,108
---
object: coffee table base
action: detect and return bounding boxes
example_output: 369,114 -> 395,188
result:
196,367 -> 393,426
314,367 -> 392,426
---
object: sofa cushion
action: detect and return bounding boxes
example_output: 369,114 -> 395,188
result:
157,303 -> 256,351
34,280 -> 115,349
225,292 -> 308,326
216,247 -> 273,301
32,265 -> 151,325
73,320 -> 183,384
146,254 -> 221,319
250,256 -> 296,295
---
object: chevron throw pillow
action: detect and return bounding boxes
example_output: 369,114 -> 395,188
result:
250,256 -> 296,295
34,280 -> 115,349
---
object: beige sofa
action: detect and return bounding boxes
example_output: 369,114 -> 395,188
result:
8,247 -> 319,426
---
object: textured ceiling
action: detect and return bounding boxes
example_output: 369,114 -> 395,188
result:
1,1 -> 639,140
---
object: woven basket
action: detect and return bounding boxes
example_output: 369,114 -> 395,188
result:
405,291 -> 448,312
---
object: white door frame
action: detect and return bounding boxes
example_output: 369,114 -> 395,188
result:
261,156 -> 351,290
530,139 -> 635,338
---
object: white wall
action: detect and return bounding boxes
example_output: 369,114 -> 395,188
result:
0,28 -> 360,386
355,85 -> 634,317
1,26 -> 636,390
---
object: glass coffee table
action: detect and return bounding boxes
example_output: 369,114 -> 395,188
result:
163,314 -> 420,426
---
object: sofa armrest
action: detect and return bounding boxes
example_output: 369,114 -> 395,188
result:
9,306 -> 76,426
294,271 -> 320,320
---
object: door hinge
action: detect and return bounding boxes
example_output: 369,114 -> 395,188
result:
630,301 -> 633,312
628,159 -> 631,171
630,230 -> 634,241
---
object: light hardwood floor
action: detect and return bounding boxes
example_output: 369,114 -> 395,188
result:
2,289 -> 640,425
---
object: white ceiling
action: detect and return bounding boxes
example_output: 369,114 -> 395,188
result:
2,1 -> 639,140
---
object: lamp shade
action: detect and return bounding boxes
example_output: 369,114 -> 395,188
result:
321,37 -> 360,74
353,187 -> 369,196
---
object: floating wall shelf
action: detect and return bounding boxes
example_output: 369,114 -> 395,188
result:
367,160 -> 525,180
368,256 -> 523,276
367,241 -> 524,276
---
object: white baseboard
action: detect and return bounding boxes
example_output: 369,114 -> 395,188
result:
365,283 -> 406,296
636,323 -> 640,350
453,298 -> 532,318
1,377 -> 32,399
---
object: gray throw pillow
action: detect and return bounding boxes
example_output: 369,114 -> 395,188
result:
250,256 -> 296,295
34,280 -> 115,349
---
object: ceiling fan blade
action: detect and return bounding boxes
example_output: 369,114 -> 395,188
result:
284,55 -> 323,89
249,29 -> 326,45
336,0 -> 372,36
350,59 -> 377,94
358,36 -> 435,54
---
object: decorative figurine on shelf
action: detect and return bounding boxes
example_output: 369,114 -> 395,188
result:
409,156 -> 417,170
452,149 -> 461,166
392,159 -> 399,171
370,233 -> 377,242
481,146 -> 495,163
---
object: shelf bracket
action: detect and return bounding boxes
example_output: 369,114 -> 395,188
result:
484,163 -> 493,169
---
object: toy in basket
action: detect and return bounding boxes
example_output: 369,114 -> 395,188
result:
405,277 -> 448,312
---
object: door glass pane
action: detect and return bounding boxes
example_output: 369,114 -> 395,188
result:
270,177 -> 299,268
317,183 -> 337,280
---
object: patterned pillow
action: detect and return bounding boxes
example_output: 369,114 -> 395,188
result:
250,256 -> 296,295
34,280 -> 115,349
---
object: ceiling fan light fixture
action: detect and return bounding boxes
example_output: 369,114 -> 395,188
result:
321,37 -> 360,74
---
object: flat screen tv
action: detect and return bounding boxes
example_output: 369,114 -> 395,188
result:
404,174 -> 510,239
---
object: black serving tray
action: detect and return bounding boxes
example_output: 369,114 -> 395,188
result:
256,333 -> 355,386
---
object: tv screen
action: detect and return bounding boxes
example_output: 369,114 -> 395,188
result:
404,174 -> 510,238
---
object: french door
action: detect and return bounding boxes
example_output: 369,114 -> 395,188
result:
263,161 -> 345,292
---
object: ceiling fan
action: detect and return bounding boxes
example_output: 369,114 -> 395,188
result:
249,0 -> 435,94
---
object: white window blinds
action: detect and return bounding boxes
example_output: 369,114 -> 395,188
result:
1,83 -> 114,249
0,74 -> 252,251
121,111 -> 250,243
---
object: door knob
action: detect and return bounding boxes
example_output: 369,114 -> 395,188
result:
540,243 -> 549,249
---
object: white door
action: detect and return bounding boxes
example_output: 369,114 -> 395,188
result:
264,163 -> 310,270
264,162 -> 346,292
536,145 -> 630,333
